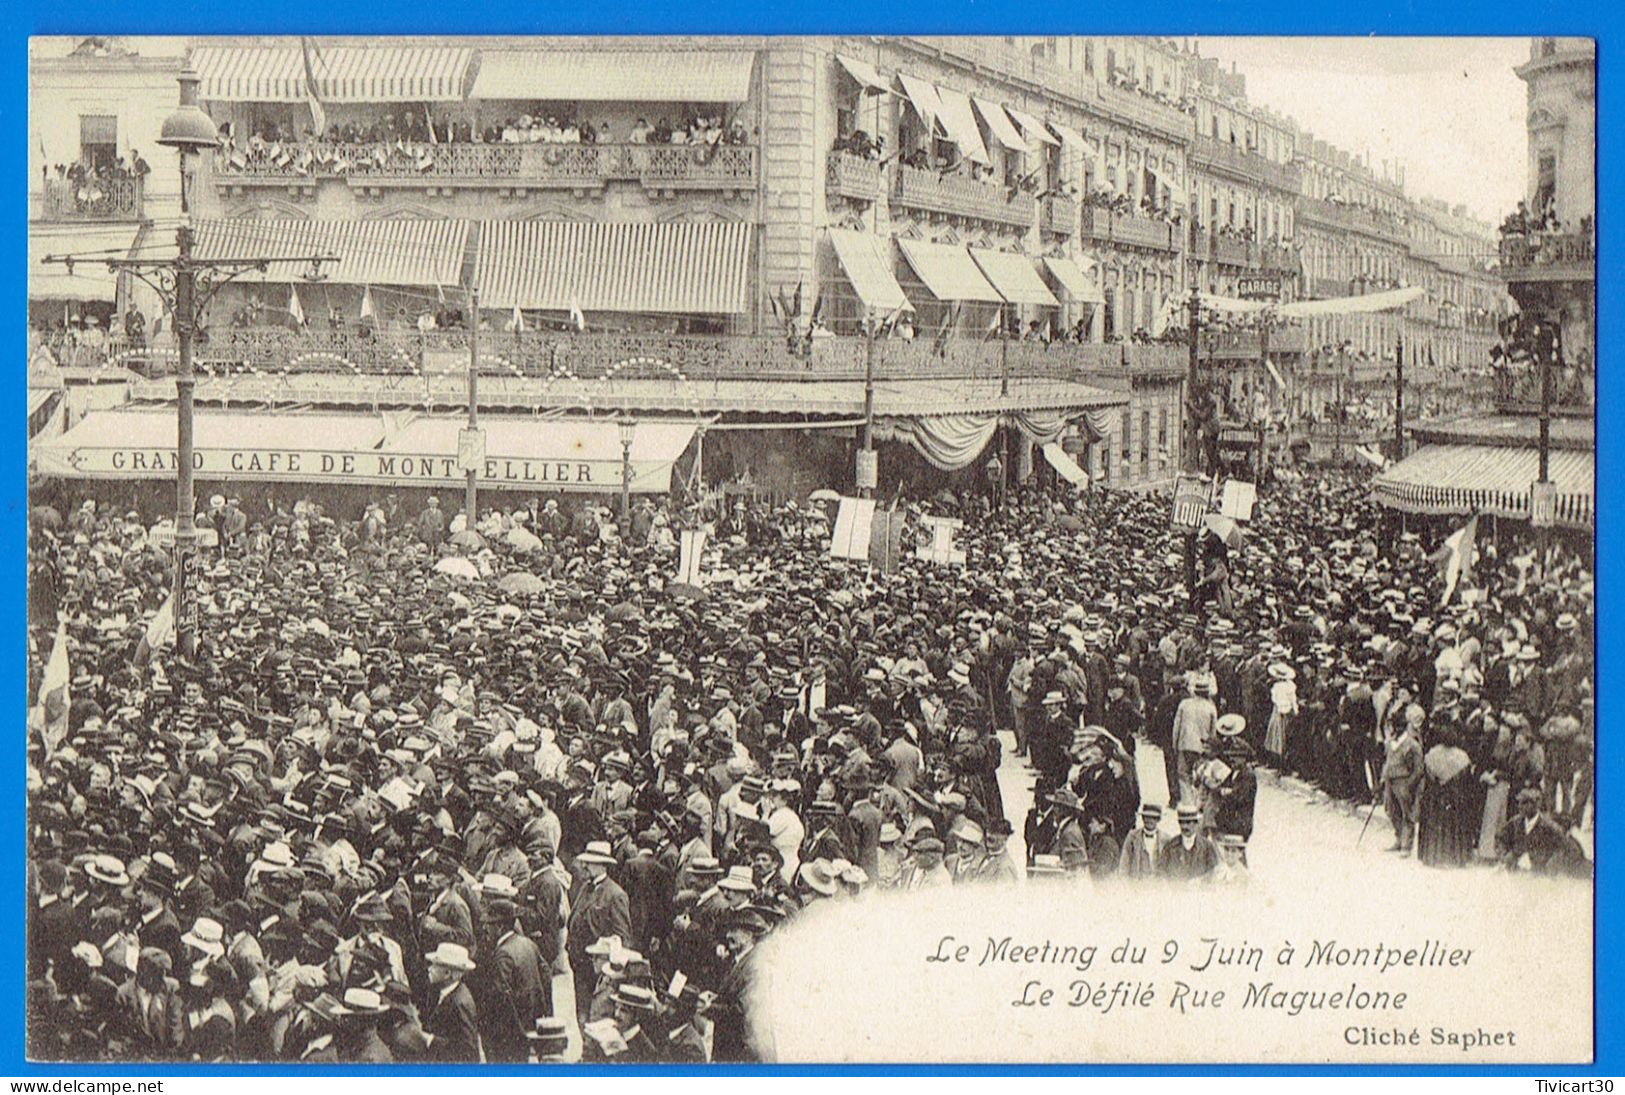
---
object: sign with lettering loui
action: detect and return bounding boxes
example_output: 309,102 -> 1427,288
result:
36,409 -> 700,495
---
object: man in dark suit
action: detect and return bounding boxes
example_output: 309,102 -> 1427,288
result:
421,943 -> 480,1063
1497,788 -> 1580,874
480,898 -> 550,1063
566,842 -> 631,1022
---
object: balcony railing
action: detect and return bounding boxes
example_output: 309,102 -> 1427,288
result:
1308,275 -> 1349,298
1499,231 -> 1595,281
1296,195 -> 1405,242
1189,135 -> 1300,192
40,177 -> 144,221
826,151 -> 883,204
1213,234 -> 1251,267
1096,81 -> 1194,141
210,140 -> 757,195
1040,194 -> 1079,236
64,325 -> 1188,387
1260,244 -> 1300,274
893,164 -> 1035,227
1079,206 -> 1179,252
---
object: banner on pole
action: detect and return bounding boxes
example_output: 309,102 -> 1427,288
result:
916,515 -> 966,566
676,528 -> 708,585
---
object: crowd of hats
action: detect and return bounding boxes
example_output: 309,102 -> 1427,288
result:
24,466 -> 1594,1061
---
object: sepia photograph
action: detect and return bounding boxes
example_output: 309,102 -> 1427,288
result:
23,33 -> 1595,1065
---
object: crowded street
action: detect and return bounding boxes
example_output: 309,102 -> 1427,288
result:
25,465 -> 1594,1063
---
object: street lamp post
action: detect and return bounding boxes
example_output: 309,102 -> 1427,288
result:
618,416 -> 636,539
45,65 -> 333,659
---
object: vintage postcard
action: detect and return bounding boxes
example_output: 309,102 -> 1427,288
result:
25,34 -> 1594,1065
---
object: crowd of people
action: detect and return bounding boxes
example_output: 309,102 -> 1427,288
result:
26,461 -> 1593,1063
42,152 -> 150,216
214,111 -> 751,179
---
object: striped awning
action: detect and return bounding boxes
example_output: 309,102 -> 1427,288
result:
897,73 -> 945,134
471,50 -> 755,102
191,219 -> 469,287
970,249 -> 1056,307
476,220 -> 754,314
191,45 -> 474,102
1372,443 -> 1593,529
897,239 -> 1002,303
829,229 -> 910,314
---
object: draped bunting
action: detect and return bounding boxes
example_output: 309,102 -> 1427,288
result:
873,410 -> 1079,470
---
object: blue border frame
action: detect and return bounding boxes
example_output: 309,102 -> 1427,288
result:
5,0 -> 1616,1076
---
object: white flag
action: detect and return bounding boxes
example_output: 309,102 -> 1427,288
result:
509,305 -> 526,333
1431,515 -> 1479,607
145,593 -> 175,650
30,622 -> 70,755
569,295 -> 586,332
360,286 -> 376,321
288,285 -> 306,327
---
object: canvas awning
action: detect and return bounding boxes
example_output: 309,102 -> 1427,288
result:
191,45 -> 475,102
973,97 -> 1028,153
897,73 -> 945,133
1042,442 -> 1092,487
1047,120 -> 1086,149
475,220 -> 754,314
191,218 -> 469,287
28,225 -> 140,301
835,53 -> 887,93
1277,286 -> 1425,318
1372,442 -> 1593,528
896,239 -> 1003,303
36,408 -> 698,494
1043,257 -> 1104,305
829,229 -> 910,314
471,50 -> 754,102
970,249 -> 1057,307
931,86 -> 991,165
1006,106 -> 1059,147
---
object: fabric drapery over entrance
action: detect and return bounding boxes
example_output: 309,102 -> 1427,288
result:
191,218 -> 469,287
1042,257 -> 1104,305
874,409 -> 1079,470
36,408 -> 698,494
835,53 -> 887,93
1042,442 -> 1091,487
476,220 -> 754,314
970,249 -> 1057,307
828,229 -> 910,314
28,225 -> 140,301
931,86 -> 991,165
896,239 -> 1002,303
1372,443 -> 1594,529
897,73 -> 945,134
471,50 -> 754,102
1006,106 -> 1059,147
973,97 -> 1028,153
191,45 -> 475,102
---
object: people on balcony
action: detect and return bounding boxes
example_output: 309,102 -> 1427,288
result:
44,152 -> 145,216
832,129 -> 883,161
1083,187 -> 1181,227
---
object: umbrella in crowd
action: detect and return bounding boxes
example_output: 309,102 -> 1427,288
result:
433,556 -> 481,581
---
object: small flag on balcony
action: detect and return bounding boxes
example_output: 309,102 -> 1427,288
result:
288,286 -> 306,327
360,286 -> 376,321
569,295 -> 586,332
509,306 -> 525,333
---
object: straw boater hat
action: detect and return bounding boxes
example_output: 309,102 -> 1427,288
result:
577,840 -> 617,866
1268,662 -> 1296,681
424,942 -> 477,971
1217,713 -> 1247,737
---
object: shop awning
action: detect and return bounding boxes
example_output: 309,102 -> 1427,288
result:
897,73 -> 944,133
37,408 -> 698,494
191,218 -> 469,287
1047,120 -> 1086,149
829,229 -> 910,314
1006,106 -> 1059,147
1042,442 -> 1092,487
476,220 -> 753,314
471,49 -> 754,102
28,225 -> 140,301
896,239 -> 1003,303
973,98 -> 1028,153
835,53 -> 887,93
932,86 -> 991,165
1043,257 -> 1104,305
1372,442 -> 1594,528
970,249 -> 1057,307
191,45 -> 474,102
